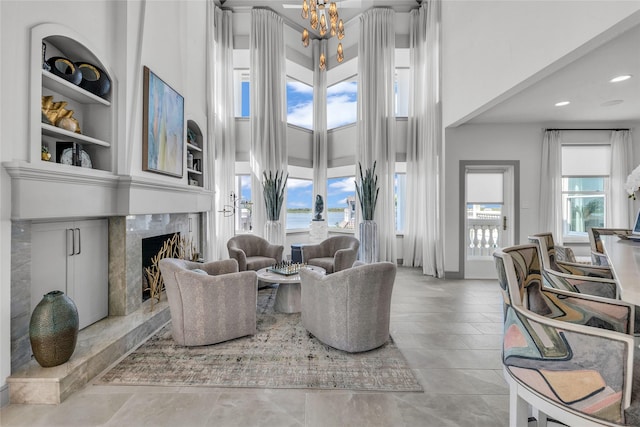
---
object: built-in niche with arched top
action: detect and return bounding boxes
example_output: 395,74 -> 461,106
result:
32,23 -> 114,173
186,119 -> 204,187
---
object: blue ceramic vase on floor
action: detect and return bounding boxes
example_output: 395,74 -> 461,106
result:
29,290 -> 79,367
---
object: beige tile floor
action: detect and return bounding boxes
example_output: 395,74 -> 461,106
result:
0,267 -> 509,427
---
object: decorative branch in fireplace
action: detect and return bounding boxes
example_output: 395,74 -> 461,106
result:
144,233 -> 199,310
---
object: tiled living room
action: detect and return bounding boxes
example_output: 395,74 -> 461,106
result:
1,1 -> 639,426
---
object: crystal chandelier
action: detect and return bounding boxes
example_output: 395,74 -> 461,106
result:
300,0 -> 345,70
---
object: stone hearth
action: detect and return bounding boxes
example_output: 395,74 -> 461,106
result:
8,213 -> 193,404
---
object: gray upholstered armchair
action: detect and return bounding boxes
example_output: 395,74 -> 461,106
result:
227,235 -> 284,271
299,261 -> 396,352
301,235 -> 359,273
158,258 -> 257,346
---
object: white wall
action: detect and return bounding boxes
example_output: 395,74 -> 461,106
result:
0,0 -> 210,401
442,1 -> 640,127
444,123 -> 640,274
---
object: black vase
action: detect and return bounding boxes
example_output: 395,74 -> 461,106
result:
29,290 -> 79,368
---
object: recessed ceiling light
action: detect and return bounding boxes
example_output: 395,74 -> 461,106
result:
555,101 -> 570,107
610,75 -> 632,83
601,99 -> 624,107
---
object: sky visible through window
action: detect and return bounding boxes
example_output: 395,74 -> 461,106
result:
240,79 -> 357,130
287,178 -> 313,209
327,176 -> 355,209
327,80 -> 357,129
286,81 -> 313,130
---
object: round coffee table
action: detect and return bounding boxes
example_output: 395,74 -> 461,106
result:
256,265 -> 326,313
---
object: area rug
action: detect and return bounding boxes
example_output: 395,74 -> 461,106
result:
97,286 -> 423,392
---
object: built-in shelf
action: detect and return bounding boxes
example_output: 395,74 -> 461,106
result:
186,119 -> 205,188
187,142 -> 202,152
41,123 -> 111,147
42,69 -> 111,106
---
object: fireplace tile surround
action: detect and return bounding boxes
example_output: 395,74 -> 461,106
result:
9,213 -> 193,399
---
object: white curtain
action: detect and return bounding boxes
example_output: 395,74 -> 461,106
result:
208,2 -> 235,260
609,130 -> 634,228
250,9 -> 288,241
538,130 -> 563,243
403,1 -> 443,277
357,8 -> 396,263
312,39 -> 328,217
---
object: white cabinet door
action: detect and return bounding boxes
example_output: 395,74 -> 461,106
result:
69,219 -> 108,329
31,221 -> 72,311
31,219 -> 108,330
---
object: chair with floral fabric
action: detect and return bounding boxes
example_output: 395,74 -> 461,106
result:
494,245 -> 640,426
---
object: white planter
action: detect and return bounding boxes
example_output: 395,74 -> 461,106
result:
264,220 -> 283,246
359,220 -> 378,263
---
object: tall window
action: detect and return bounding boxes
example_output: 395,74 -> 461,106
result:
286,178 -> 313,229
395,173 -> 406,232
395,68 -> 409,117
234,174 -> 252,232
327,176 -> 356,230
234,69 -> 250,118
287,78 -> 313,130
327,77 -> 357,129
561,145 -> 610,239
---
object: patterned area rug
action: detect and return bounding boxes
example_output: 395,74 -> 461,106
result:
97,286 -> 423,392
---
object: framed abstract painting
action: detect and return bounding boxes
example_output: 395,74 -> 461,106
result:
142,66 -> 184,177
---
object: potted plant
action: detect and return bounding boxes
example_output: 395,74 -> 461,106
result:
356,161 -> 379,220
262,170 -> 288,244
355,161 -> 379,263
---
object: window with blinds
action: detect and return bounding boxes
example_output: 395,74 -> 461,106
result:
561,144 -> 610,239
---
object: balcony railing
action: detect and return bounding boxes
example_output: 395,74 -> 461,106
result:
467,214 -> 501,258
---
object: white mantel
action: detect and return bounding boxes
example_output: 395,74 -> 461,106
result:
3,161 -> 213,220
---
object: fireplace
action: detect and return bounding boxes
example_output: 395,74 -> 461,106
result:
141,232 -> 180,301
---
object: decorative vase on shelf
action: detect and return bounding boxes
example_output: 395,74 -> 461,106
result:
359,220 -> 378,263
264,220 -> 283,246
29,290 -> 79,368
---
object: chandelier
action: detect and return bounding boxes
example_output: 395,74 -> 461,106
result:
300,0 -> 345,70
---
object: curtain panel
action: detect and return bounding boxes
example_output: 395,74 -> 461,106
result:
403,0 -> 444,277
609,130 -> 633,228
208,2 -> 236,260
250,8 -> 288,242
356,8 -> 396,263
538,130 -> 563,243
312,39 -> 328,215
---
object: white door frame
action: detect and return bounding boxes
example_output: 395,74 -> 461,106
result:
459,160 -> 520,279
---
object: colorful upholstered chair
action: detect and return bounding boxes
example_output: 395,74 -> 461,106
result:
494,245 -> 639,426
529,232 -> 613,278
588,227 -> 631,266
529,232 -> 618,300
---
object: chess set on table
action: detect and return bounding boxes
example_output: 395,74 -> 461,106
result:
267,261 -> 308,276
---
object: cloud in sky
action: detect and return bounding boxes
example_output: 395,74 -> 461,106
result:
288,81 -> 314,95
287,102 -> 313,129
327,81 -> 357,129
287,178 -> 313,189
287,81 -> 313,129
328,176 -> 355,193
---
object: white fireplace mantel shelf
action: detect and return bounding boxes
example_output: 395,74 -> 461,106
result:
3,161 -> 213,220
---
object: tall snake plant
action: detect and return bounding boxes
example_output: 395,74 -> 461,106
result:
355,161 -> 379,221
262,170 -> 288,221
